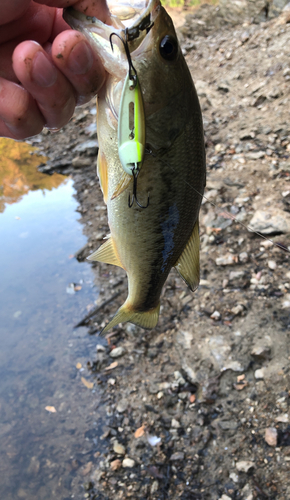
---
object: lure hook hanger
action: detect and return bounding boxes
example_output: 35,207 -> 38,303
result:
128,165 -> 149,209
109,30 -> 137,88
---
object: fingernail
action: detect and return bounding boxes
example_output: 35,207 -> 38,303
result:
32,51 -> 58,87
67,41 -> 94,75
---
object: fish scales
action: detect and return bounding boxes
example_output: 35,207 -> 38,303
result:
64,0 -> 206,332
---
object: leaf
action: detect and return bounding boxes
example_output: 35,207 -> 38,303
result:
81,377 -> 94,389
45,406 -> 56,413
76,362 -> 82,369
105,361 -> 118,371
135,425 -> 145,438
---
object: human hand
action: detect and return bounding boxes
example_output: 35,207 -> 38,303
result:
0,0 -> 110,140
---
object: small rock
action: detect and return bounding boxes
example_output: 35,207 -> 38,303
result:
219,495 -> 232,500
72,156 -> 92,168
241,483 -> 253,500
96,344 -> 106,352
236,461 -> 255,473
251,345 -> 271,361
122,458 -> 135,468
249,210 -> 290,235
113,442 -> 126,455
246,151 -> 265,160
73,139 -> 99,155
151,480 -> 159,494
265,427 -> 278,447
210,310 -> 221,320
111,459 -> 122,471
275,414 -> 288,423
171,418 -> 180,429
231,304 -> 244,316
267,260 -> 277,270
254,368 -> 265,380
147,435 -> 161,446
170,452 -> 185,461
216,254 -> 237,266
218,420 -> 238,431
239,251 -> 248,263
229,472 -> 239,483
110,347 -> 125,358
116,400 -> 128,413
174,371 -> 186,386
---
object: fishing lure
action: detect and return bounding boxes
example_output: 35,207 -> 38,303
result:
110,30 -> 148,208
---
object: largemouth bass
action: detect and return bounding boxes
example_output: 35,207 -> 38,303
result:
64,0 -> 206,333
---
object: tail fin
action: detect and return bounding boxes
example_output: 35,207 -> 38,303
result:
101,301 -> 160,335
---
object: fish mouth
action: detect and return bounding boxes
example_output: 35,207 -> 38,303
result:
64,0 -> 161,76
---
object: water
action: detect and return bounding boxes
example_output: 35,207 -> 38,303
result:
0,140 -> 104,499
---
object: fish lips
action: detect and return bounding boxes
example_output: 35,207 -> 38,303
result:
63,0 -> 161,75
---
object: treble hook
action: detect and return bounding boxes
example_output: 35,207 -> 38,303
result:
128,165 -> 149,209
109,30 -> 137,88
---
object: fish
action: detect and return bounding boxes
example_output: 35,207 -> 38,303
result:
64,0 -> 206,333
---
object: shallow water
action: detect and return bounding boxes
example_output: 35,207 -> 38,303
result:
0,140 -> 103,499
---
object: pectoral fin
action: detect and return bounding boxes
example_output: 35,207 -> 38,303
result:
174,220 -> 200,292
111,171 -> 132,200
97,151 -> 108,204
87,236 -> 124,269
101,300 -> 160,334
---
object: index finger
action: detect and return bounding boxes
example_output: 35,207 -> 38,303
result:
35,0 -> 110,22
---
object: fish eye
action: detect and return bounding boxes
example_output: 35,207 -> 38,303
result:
159,35 -> 178,61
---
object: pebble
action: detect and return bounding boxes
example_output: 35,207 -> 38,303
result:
73,139 -> 99,155
275,414 -> 288,423
110,347 -> 125,358
249,209 -> 290,235
170,452 -> 185,461
251,345 -> 271,361
254,368 -> 265,380
174,371 -> 186,385
268,260 -> 277,270
151,480 -> 159,494
72,156 -> 92,168
239,251 -> 248,263
122,458 -> 135,468
219,495 -> 232,500
113,442 -> 126,455
110,459 -> 122,471
171,418 -> 181,429
210,310 -> 221,320
116,400 -> 128,413
229,472 -> 239,483
236,460 -> 255,473
231,304 -> 244,316
265,427 -> 278,447
216,254 -> 237,266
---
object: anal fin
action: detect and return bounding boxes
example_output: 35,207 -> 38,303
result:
174,220 -> 200,292
111,171 -> 132,200
87,236 -> 124,269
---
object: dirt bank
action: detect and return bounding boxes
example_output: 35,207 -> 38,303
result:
32,6 -> 290,499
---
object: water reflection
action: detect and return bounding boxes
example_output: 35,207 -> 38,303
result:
0,140 -> 105,500
0,138 -> 63,212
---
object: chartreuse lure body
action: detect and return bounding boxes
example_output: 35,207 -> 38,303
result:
118,72 -> 145,176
